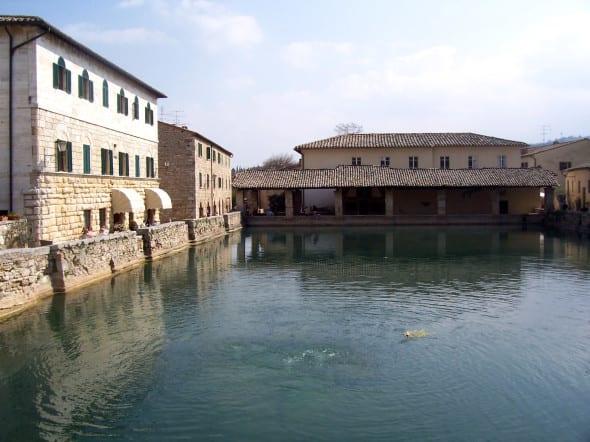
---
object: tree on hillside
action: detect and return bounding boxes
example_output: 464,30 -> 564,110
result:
335,122 -> 363,135
261,153 -> 300,170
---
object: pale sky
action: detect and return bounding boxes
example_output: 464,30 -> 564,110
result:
5,0 -> 590,166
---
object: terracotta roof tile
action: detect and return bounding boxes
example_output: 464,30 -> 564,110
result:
233,166 -> 558,189
294,133 -> 527,152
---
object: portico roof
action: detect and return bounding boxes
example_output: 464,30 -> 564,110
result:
233,166 -> 558,190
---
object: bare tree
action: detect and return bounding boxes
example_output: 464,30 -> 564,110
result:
261,153 -> 300,170
335,122 -> 363,135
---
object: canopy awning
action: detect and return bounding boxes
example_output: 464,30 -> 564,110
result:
145,188 -> 172,210
112,188 -> 145,213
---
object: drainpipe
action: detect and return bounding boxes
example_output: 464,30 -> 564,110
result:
4,25 -> 49,213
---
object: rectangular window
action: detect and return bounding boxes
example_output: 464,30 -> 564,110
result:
380,157 -> 390,167
559,161 -> 572,170
521,162 -> 528,168
78,75 -> 94,102
57,141 -> 73,172
409,156 -> 418,169
52,63 -> 71,93
207,147 -> 211,160
199,172 -> 203,188
99,208 -> 106,230
440,156 -> 450,169
145,157 -> 155,178
212,175 -> 216,189
83,144 -> 91,174
218,177 -> 222,188
352,157 -> 361,166
101,148 -> 114,175
212,150 -> 216,162
207,174 -> 210,188
83,210 -> 92,229
468,156 -> 477,169
497,155 -> 507,168
218,153 -> 222,164
119,152 -> 130,176
135,155 -> 140,177
198,143 -> 203,157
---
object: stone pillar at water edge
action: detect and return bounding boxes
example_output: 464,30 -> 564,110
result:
385,189 -> 394,217
437,190 -> 447,216
334,188 -> 343,217
285,190 -> 294,217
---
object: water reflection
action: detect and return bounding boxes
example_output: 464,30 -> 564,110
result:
0,227 -> 588,441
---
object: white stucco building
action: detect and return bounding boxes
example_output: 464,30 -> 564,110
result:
0,16 -> 170,244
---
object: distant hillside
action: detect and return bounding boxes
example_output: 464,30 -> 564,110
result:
530,135 -> 588,147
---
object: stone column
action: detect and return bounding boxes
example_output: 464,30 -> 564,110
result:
235,190 -> 244,211
334,188 -> 343,217
437,190 -> 447,216
544,187 -> 555,212
385,188 -> 394,217
285,190 -> 294,217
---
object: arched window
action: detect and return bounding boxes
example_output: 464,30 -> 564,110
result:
78,69 -> 94,102
52,56 -> 71,93
144,102 -> 154,125
132,96 -> 139,120
102,80 -> 109,108
117,88 -> 128,115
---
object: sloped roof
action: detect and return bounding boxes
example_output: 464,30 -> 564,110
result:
0,15 -> 166,98
233,166 -> 558,189
521,138 -> 590,157
294,133 -> 527,152
158,121 -> 233,156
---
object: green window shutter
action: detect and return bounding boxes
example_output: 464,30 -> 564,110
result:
116,94 -> 121,113
135,155 -> 140,177
53,63 -> 59,88
207,147 -> 210,160
109,150 -> 114,175
89,81 -> 94,102
145,158 -> 149,177
66,142 -> 73,172
78,75 -> 83,98
65,70 -> 71,93
103,81 -> 109,107
119,154 -> 124,176
126,153 -> 130,176
150,109 -> 154,125
124,97 -> 129,116
101,149 -> 106,174
144,107 -> 148,123
83,144 -> 90,174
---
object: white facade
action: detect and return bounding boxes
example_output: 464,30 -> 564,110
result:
0,17 -> 167,243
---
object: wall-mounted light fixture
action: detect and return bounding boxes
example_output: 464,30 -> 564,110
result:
164,161 -> 170,168
113,143 -> 117,149
55,139 -> 67,152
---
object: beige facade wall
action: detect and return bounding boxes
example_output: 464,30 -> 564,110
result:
565,168 -> 590,210
521,139 -> 590,190
300,145 -> 521,169
158,122 -> 232,220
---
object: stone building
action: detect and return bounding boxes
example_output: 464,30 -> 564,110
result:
0,16 -> 171,244
564,164 -> 590,210
234,132 -> 558,220
158,122 -> 233,220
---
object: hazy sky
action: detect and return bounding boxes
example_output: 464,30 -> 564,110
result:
5,0 -> 590,166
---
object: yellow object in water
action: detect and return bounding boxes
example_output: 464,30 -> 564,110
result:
404,329 -> 433,338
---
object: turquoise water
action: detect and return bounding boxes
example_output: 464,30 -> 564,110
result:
1,227 -> 589,441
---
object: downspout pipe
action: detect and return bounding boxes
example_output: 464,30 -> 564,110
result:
4,25 -> 49,213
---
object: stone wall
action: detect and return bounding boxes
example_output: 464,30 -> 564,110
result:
224,211 -> 242,232
0,219 -> 31,250
0,246 -> 52,311
186,215 -> 228,243
138,221 -> 189,258
0,217 -> 242,319
50,232 -> 145,292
